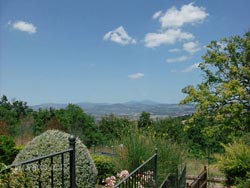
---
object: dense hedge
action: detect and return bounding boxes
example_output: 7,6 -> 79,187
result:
13,130 -> 97,187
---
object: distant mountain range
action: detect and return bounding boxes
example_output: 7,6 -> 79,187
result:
31,100 -> 195,119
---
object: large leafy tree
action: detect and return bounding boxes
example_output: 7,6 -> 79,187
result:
180,32 -> 250,147
55,104 -> 101,147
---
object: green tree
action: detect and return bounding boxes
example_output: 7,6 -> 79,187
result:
0,95 -> 33,136
180,32 -> 250,147
151,116 -> 188,143
32,108 -> 58,135
138,111 -> 152,128
98,114 -> 131,143
55,104 -> 100,147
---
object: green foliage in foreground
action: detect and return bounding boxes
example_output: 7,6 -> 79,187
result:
0,163 -> 33,188
113,127 -> 187,184
13,130 -> 97,188
217,140 -> 250,186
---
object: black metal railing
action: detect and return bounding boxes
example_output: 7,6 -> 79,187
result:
0,135 -> 76,188
159,165 -> 186,188
187,166 -> 207,188
115,148 -> 158,188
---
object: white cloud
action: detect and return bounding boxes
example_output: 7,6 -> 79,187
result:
159,3 -> 208,29
145,3 -> 208,49
183,41 -> 200,53
181,63 -> 200,72
169,48 -> 181,53
11,21 -> 37,34
128,73 -> 144,79
103,26 -> 136,45
152,11 -> 162,20
166,55 -> 190,63
144,29 -> 194,48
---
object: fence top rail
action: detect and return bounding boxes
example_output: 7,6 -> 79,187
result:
115,150 -> 157,187
159,173 -> 172,188
10,148 -> 74,168
189,166 -> 207,187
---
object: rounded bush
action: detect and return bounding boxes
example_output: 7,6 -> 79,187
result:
13,130 -> 97,187
0,163 -> 33,188
92,154 -> 116,185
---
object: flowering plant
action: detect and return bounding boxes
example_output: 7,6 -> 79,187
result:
102,170 -> 129,188
102,170 -> 155,188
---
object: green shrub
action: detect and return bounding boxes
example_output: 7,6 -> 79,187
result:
0,135 -> 19,165
92,154 -> 117,185
217,141 -> 250,186
13,130 -> 97,187
0,163 -> 33,188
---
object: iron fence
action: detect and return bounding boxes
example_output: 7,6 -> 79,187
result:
187,166 -> 207,188
115,148 -> 158,188
0,135 -> 76,188
159,165 -> 186,188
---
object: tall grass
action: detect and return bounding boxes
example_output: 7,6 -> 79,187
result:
113,127 -> 187,184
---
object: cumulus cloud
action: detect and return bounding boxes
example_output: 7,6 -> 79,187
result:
144,29 -> 194,48
144,3 -> 208,48
10,21 -> 37,34
166,55 -> 190,63
183,41 -> 201,53
128,73 -> 144,79
152,11 -> 162,20
159,3 -> 208,29
103,26 -> 136,45
181,63 -> 200,72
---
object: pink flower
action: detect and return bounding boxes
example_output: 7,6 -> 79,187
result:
118,170 -> 129,178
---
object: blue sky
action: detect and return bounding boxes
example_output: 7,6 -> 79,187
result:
1,0 -> 249,105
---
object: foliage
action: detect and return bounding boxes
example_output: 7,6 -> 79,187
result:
0,95 -> 32,136
137,111 -> 152,128
32,108 -> 58,135
236,172 -> 250,188
114,127 -> 186,184
92,154 -> 117,185
151,116 -> 188,144
180,32 -> 250,150
0,163 -> 33,188
217,141 -> 250,186
55,104 -> 101,147
13,130 -> 97,188
114,128 -> 152,172
0,135 -> 19,165
98,114 -> 132,143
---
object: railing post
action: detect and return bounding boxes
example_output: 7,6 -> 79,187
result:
204,166 -> 207,188
69,135 -> 76,188
154,148 -> 158,188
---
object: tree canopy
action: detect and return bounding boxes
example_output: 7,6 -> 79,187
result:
180,32 -> 250,146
